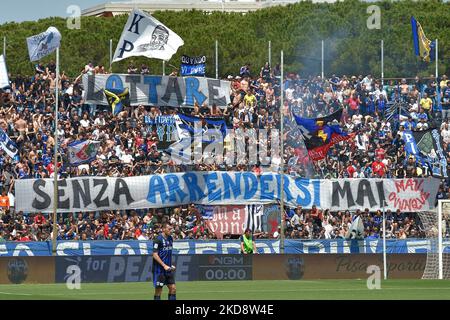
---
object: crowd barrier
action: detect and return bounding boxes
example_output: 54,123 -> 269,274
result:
0,239 -> 449,256
0,254 -> 428,284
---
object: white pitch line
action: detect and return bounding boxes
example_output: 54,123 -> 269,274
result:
0,291 -> 32,296
13,287 -> 450,297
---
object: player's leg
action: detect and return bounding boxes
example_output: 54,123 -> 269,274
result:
167,272 -> 176,300
153,273 -> 165,300
167,284 -> 176,300
154,287 -> 163,300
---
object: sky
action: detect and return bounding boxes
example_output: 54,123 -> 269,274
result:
1,0 -> 448,24
0,0 -> 108,24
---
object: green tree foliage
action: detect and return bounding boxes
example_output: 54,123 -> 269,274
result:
0,0 -> 448,78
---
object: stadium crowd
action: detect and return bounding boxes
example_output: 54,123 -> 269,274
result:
0,60 -> 449,242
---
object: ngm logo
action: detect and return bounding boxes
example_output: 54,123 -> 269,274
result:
208,256 -> 244,265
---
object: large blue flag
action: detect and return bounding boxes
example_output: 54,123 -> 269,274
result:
0,128 -> 18,158
176,113 -> 227,143
411,16 -> 435,62
165,113 -> 228,164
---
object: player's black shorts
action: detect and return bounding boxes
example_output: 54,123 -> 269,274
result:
153,271 -> 175,288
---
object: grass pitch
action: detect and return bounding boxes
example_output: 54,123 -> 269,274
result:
0,280 -> 450,300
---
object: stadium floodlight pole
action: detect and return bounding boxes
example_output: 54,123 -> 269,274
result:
215,40 -> 218,79
321,40 -> 324,79
268,40 -> 271,67
382,205 -> 387,280
280,50 -> 285,254
52,47 -> 60,256
381,39 -> 384,87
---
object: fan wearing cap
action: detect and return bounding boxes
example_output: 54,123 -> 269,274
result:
240,228 -> 257,254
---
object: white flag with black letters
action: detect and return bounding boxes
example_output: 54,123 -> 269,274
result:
113,8 -> 184,63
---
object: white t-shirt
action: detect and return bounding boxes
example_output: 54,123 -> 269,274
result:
285,88 -> 294,101
362,77 -> 372,91
94,117 -> 106,127
442,128 -> 450,144
115,146 -> 124,158
355,133 -> 369,151
291,214 -> 301,226
120,153 -> 134,164
372,88 -> 387,99
80,119 -> 90,128
324,224 -> 334,239
352,114 -> 363,126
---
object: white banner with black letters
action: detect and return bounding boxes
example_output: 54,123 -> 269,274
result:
14,173 -> 440,213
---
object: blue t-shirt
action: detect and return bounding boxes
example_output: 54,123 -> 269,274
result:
152,234 -> 173,274
418,113 -> 428,121
42,154 -> 52,166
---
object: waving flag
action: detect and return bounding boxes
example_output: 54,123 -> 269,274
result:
165,113 -> 228,163
198,205 -> 215,220
0,128 -> 18,158
113,8 -> 184,62
68,140 -> 100,165
104,87 -> 130,116
26,27 -> 61,62
245,205 -> 264,233
293,109 -> 352,161
0,55 -> 10,89
345,216 -> 364,240
176,113 -> 227,143
411,16 -> 435,62
403,128 -> 447,178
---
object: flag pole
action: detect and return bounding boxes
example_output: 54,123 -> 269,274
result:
381,39 -> 384,87
435,39 -> 438,79
215,40 -> 219,79
321,40 -> 324,79
435,39 -> 439,115
52,47 -> 60,256
268,40 -> 272,67
280,50 -> 285,254
382,205 -> 387,280
109,39 -> 112,72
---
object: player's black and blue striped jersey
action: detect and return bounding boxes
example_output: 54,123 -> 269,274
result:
152,234 -> 173,274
